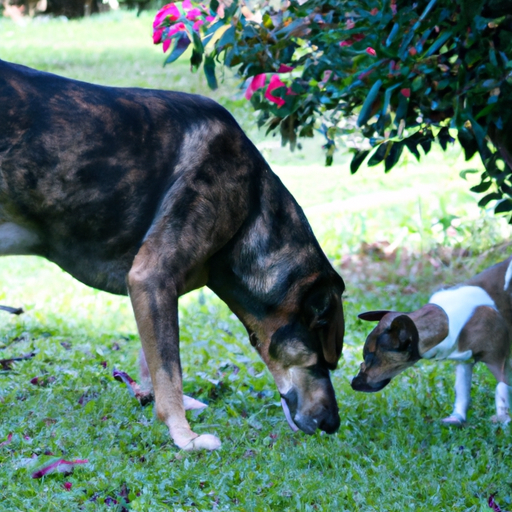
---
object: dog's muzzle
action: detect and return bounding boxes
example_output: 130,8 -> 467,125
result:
280,388 -> 340,435
351,373 -> 391,393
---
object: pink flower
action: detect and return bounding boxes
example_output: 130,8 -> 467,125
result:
340,40 -> 352,47
277,64 -> 294,73
162,38 -> 172,53
346,19 -> 355,29
182,0 -> 192,9
400,88 -> 411,98
408,47 -> 418,56
245,74 -> 267,100
64,482 -> 72,491
206,15 -> 215,22
353,33 -> 365,42
186,7 -> 202,20
193,19 -> 204,30
153,3 -> 180,29
153,28 -> 164,44
265,75 -> 287,107
366,47 -> 376,56
370,8 -> 379,15
319,69 -> 333,88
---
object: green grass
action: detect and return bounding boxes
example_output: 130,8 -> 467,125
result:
1,11 -> 512,512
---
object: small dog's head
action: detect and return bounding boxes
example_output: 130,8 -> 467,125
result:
351,310 -> 421,393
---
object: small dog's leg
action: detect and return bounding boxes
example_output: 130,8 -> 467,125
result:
442,363 -> 473,425
492,382 -> 511,424
485,360 -> 512,423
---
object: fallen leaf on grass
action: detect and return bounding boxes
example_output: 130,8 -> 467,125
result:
113,368 -> 207,410
0,352 -> 35,370
0,433 -> 12,446
488,494 -> 503,512
30,375 -> 55,387
31,458 -> 88,479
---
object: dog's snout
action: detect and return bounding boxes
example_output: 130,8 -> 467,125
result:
282,387 -> 339,435
351,373 -> 391,393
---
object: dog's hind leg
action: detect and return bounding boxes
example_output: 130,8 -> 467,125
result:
442,362 -> 474,426
486,360 -> 512,424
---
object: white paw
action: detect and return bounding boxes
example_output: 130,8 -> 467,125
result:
491,414 -> 511,424
181,434 -> 221,451
441,415 -> 466,427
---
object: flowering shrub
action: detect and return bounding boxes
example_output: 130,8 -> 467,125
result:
154,0 -> 512,217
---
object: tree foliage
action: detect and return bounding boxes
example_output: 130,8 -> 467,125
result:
153,0 -> 512,217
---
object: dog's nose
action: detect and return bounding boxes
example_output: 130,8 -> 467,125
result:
293,403 -> 340,435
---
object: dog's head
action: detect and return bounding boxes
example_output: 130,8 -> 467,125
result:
351,310 -> 421,393
246,276 -> 345,435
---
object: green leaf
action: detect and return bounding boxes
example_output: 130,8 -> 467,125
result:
424,31 -> 453,57
459,169 -> 479,180
368,142 -> 389,167
470,180 -> 492,193
478,192 -> 502,207
217,25 -> 236,49
385,141 -> 404,172
357,79 -> 382,127
190,49 -> 203,71
350,150 -> 370,174
457,127 -> 478,161
164,34 -> 190,66
495,198 -> 512,214
386,23 -> 400,47
203,56 -> 218,90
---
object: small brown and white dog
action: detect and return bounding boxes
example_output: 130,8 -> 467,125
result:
351,256 -> 512,425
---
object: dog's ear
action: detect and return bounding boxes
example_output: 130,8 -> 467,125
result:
387,315 -> 419,351
358,310 -> 391,322
305,289 -> 344,367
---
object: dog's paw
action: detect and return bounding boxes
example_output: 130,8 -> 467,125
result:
491,413 -> 511,424
441,414 -> 466,427
181,434 -> 221,451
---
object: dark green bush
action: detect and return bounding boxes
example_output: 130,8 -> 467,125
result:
154,0 -> 512,217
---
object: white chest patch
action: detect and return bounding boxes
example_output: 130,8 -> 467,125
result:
504,259 -> 512,291
423,286 -> 496,361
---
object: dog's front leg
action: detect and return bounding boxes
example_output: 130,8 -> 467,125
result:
128,246 -> 221,451
442,363 -> 474,425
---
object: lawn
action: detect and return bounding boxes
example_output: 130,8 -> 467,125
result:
1,10 -> 512,512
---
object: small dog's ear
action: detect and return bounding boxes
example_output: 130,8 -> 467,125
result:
388,315 -> 419,350
358,310 -> 391,322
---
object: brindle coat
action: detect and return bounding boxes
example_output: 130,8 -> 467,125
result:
0,60 -> 345,450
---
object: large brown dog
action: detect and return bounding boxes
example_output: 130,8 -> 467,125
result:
352,256 -> 512,425
0,60 -> 345,450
